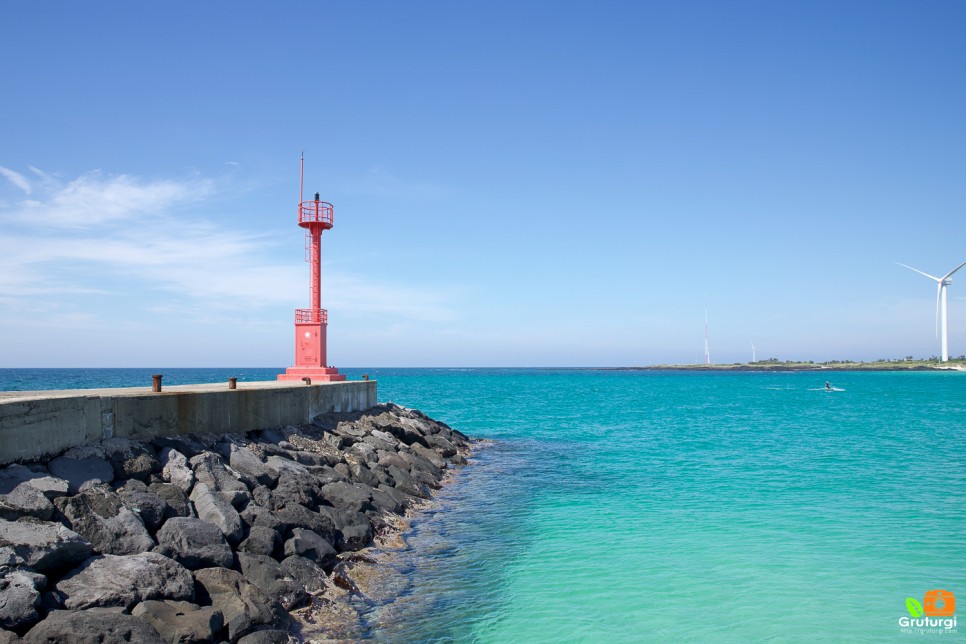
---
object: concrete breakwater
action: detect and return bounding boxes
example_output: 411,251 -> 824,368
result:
0,380 -> 377,465
0,403 -> 471,642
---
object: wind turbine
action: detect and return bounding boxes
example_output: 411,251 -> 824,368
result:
704,296 -> 711,365
897,260 -> 966,362
751,342 -> 756,363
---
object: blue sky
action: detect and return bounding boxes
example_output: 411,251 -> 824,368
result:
1,1 -> 965,367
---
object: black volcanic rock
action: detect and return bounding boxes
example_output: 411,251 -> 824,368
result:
46,552 -> 194,611
23,608 -> 164,644
0,402 -> 473,643
153,517 -> 234,570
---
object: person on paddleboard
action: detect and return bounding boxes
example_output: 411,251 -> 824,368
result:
825,381 -> 831,390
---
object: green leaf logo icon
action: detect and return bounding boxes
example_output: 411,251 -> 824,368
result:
906,597 -> 924,617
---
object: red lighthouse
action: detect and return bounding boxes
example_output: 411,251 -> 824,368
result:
278,155 -> 346,382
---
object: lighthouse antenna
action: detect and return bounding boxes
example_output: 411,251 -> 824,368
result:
299,150 -> 304,205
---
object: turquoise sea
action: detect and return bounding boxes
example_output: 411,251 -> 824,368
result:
1,368 -> 964,642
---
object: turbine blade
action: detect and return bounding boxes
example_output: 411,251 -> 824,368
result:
941,261 -> 966,281
897,262 -> 940,281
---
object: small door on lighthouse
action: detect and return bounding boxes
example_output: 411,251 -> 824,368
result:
300,329 -> 318,364
294,322 -> 326,367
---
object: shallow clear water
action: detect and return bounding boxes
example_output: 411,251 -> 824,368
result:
370,369 -> 965,642
3,368 -> 963,641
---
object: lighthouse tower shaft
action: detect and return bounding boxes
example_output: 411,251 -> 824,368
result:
278,186 -> 346,382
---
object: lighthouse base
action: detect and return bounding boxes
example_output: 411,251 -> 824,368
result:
277,367 -> 347,383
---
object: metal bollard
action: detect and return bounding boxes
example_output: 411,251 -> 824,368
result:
228,377 -> 237,390
152,374 -> 163,392
362,374 -> 369,381
302,377 -> 312,385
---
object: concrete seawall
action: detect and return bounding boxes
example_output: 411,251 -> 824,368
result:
0,380 -> 376,464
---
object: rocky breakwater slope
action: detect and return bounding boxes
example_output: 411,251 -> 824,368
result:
0,403 -> 470,643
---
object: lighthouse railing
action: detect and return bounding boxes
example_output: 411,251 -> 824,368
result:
295,308 -> 328,324
298,201 -> 334,226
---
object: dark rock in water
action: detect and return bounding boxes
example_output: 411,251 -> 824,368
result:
274,506 -> 336,544
0,518 -> 92,573
337,521 -> 374,552
158,448 -> 194,493
370,486 -> 407,515
237,526 -> 280,558
409,467 -> 442,492
153,517 -> 233,570
282,528 -> 336,567
23,608 -> 164,644
236,552 -> 308,611
312,507 -> 372,551
377,419 -> 429,448
229,445 -> 279,489
319,482 -> 375,514
378,483 -> 416,507
329,561 -> 361,595
386,465 -> 425,499
100,438 -> 161,482
236,629 -> 293,644
279,556 -> 327,593
189,483 -> 244,546
47,456 -> 113,495
54,486 -> 154,555
409,444 -> 446,472
425,434 -> 458,457
148,482 -> 193,519
47,552 -> 194,610
193,567 -> 289,642
0,569 -> 45,631
131,599 -> 224,644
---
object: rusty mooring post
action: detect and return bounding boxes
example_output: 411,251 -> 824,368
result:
152,374 -> 163,392
362,374 -> 369,381
301,377 -> 312,385
228,377 -> 237,390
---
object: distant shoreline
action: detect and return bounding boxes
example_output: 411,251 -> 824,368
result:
600,362 -> 966,372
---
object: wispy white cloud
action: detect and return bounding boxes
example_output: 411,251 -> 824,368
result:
0,166 -> 32,194
27,166 -> 57,185
0,167 -> 457,327
1,169 -> 212,228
